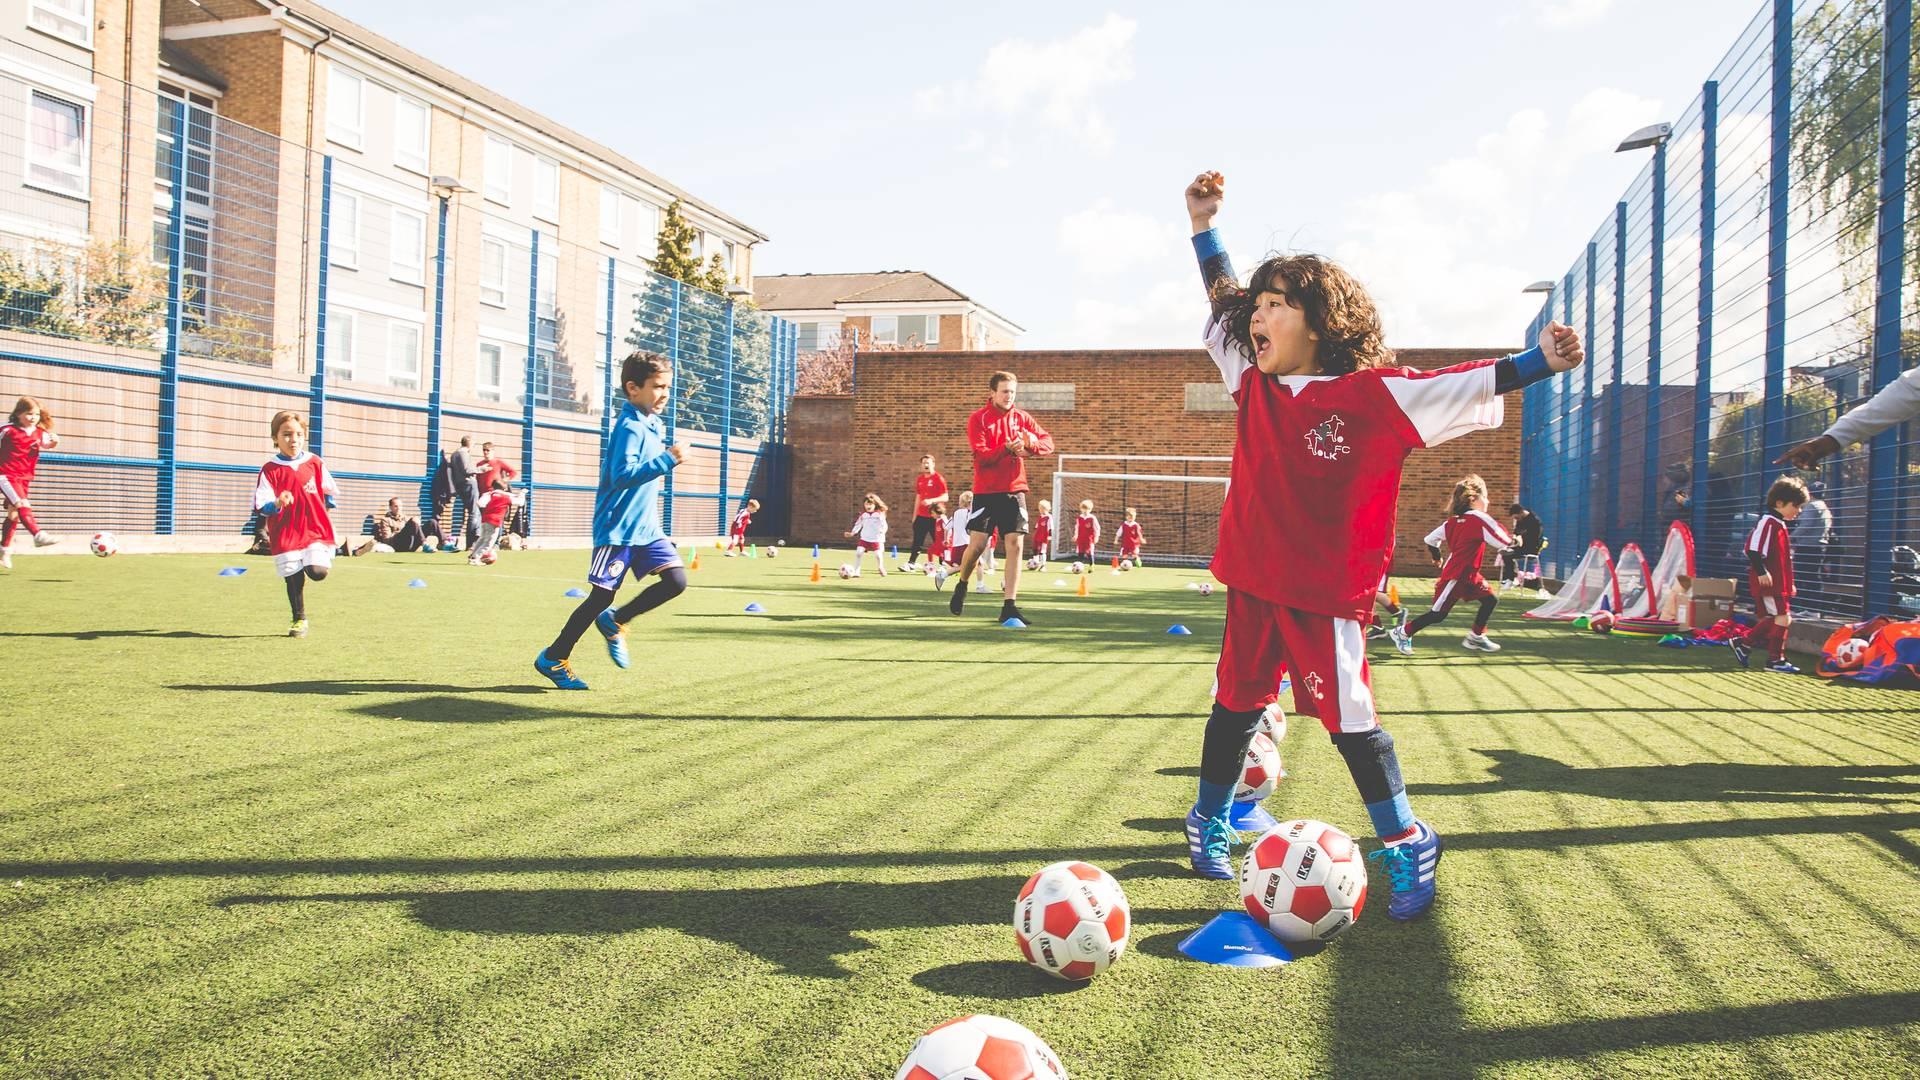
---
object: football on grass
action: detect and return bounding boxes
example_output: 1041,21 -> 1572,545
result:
839,564 -> 854,579
1589,610 -> 1615,633
1012,860 -> 1130,981
1070,562 -> 1084,575
1234,731 -> 1283,803
89,532 -> 117,557
894,1014 -> 1066,1080
1239,818 -> 1367,945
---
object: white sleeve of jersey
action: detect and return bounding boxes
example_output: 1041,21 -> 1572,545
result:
1469,509 -> 1515,550
1202,315 -> 1253,394
1383,362 -> 1504,448
317,460 -> 341,499
1422,521 -> 1447,548
253,468 -> 276,512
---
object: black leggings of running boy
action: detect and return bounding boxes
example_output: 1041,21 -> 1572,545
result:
547,567 -> 689,660
1406,594 -> 1497,636
284,565 -> 329,619
907,516 -> 937,564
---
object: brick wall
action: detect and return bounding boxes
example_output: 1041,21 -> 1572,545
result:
787,347 -> 1521,577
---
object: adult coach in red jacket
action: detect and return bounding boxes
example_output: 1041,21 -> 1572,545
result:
949,370 -> 1054,623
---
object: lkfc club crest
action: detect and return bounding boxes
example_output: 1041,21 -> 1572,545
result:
1305,414 -> 1352,461
1302,672 -> 1326,700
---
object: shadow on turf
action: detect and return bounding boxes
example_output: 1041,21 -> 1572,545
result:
3,628 -> 266,641
215,879 -> 1218,979
166,679 -> 548,697
334,694 -> 1201,725
912,961 -> 1090,999
1408,750 -> 1920,804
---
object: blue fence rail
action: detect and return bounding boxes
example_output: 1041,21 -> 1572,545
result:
1522,0 -> 1920,621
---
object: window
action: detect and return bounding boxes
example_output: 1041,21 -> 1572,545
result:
26,92 -> 86,198
390,206 -> 426,284
479,237 -> 507,307
536,250 -> 557,320
394,95 -> 430,173
326,65 -> 364,148
533,345 -> 560,409
534,157 -> 559,222
476,342 -> 504,403
796,322 -> 818,351
897,315 -> 937,346
29,0 -> 92,48
329,191 -> 360,268
1017,383 -> 1075,411
484,135 -> 513,204
387,322 -> 421,389
870,315 -> 897,345
156,85 -> 214,212
1184,382 -> 1235,412
631,197 -> 653,256
923,314 -> 939,345
973,324 -> 988,350
327,309 -> 357,380
600,186 -> 620,246
721,241 -> 735,280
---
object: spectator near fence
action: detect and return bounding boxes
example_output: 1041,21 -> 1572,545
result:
372,497 -> 429,553
1778,364 -> 1920,469
449,437 -> 480,547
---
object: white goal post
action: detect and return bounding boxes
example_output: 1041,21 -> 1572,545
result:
1047,455 -> 1231,569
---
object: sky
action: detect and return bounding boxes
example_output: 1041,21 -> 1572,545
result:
320,0 -> 1771,350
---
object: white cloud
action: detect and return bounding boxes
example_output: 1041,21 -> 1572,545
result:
1064,276 -> 1206,348
916,14 -> 1137,153
1057,199 -> 1187,275
1538,0 -> 1614,29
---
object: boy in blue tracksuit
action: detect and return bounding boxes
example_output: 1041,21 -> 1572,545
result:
534,351 -> 685,690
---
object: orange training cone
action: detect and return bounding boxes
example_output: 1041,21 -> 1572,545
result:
1077,575 -> 1089,597
690,553 -> 701,571
1387,583 -> 1400,607
810,562 -> 821,582
1112,556 -> 1121,569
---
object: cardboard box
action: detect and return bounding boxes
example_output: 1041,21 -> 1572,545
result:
1691,577 -> 1738,626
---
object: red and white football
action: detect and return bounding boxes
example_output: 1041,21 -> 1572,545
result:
894,1014 -> 1067,1080
1234,731 -> 1284,803
1238,817 -> 1367,945
1012,861 -> 1130,981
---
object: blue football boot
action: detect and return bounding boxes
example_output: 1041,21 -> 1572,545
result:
534,650 -> 589,690
1185,806 -> 1237,880
1368,820 -> 1443,921
595,609 -> 630,669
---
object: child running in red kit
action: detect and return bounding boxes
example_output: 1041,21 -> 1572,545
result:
253,411 -> 341,637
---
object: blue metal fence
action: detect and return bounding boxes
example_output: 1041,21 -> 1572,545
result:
1522,0 -> 1920,620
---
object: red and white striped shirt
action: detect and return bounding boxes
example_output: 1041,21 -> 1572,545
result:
1744,511 -> 1795,597
1423,510 -> 1514,583
1117,521 -> 1143,554
254,452 -> 339,554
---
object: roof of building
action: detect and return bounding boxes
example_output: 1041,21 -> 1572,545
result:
169,0 -> 767,242
752,271 -> 1024,331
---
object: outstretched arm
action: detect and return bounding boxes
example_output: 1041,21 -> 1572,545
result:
1186,171 -> 1235,297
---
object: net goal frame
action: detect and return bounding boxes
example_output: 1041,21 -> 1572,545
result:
1048,454 -> 1231,569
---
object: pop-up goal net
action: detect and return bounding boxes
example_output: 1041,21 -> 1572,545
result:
1048,455 -> 1231,569
1524,540 -> 1621,619
1621,521 -> 1697,622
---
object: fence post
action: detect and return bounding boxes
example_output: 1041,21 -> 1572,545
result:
1605,202 -> 1626,549
425,190 -> 449,515
155,97 -> 187,535
1557,272 -> 1574,578
664,279 -> 680,536
602,256 -> 616,461
1692,80 -> 1719,571
1643,139 -> 1667,552
1762,0 -> 1793,466
719,298 -> 735,533
1867,0 -> 1911,617
1582,242 -> 1597,555
309,155 -> 334,459
523,229 -> 539,534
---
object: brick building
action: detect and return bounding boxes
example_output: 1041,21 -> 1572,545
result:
753,271 -> 1022,354
790,347 -> 1525,578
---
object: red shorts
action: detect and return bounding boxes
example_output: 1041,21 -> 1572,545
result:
1120,547 -> 1141,561
0,474 -> 30,506
1429,573 -> 1494,613
856,539 -> 881,552
1748,575 -> 1791,618
1215,589 -> 1377,733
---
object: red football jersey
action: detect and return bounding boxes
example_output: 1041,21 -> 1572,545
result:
1745,512 -> 1795,598
1074,513 -> 1100,550
967,401 -> 1054,494
1117,521 -> 1143,553
1032,513 -> 1052,549
0,423 -> 52,481
254,453 -> 339,554
731,507 -> 752,535
1204,317 -> 1507,620
913,471 -> 948,518
479,489 -> 518,526
931,516 -> 950,552
1424,510 -> 1514,583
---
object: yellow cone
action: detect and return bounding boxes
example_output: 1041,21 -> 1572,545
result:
1387,583 -> 1399,607
1077,575 -> 1089,597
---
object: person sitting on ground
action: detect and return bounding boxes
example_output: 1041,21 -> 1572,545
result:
372,497 -> 428,553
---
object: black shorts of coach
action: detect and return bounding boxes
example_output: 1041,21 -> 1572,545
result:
969,492 -> 1029,536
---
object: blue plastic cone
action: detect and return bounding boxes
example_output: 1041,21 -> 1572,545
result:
812,544 -> 820,558
407,578 -> 428,589
1167,624 -> 1192,635
745,602 -> 766,613
1176,913 -> 1298,968
1001,617 -> 1027,628
218,566 -> 247,576
892,545 -> 899,559
564,587 -> 587,598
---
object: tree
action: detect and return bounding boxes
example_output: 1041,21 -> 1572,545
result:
649,199 -> 729,295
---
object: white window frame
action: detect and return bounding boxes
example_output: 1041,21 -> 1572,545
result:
325,65 -> 364,150
386,321 -> 421,390
329,190 -> 361,269
796,322 -> 819,351
534,156 -> 560,223
393,94 -> 430,174
631,197 -> 654,257
24,91 -> 88,200
476,341 -> 505,403
599,186 -> 621,247
29,0 -> 93,49
484,134 -> 513,205
389,206 -> 426,285
924,313 -> 939,345
328,308 -> 357,381
536,249 -> 558,321
596,269 -> 611,334
870,315 -> 897,345
479,237 -> 507,307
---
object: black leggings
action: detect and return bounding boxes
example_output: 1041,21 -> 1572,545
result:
284,565 -> 329,619
907,516 -> 937,563
1407,594 -> 1497,636
547,566 -> 689,661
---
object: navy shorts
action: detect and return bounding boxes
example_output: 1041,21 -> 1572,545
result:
587,539 -> 683,590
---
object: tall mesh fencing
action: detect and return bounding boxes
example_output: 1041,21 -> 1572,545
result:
1048,456 -> 1231,568
1521,0 -> 1919,620
0,40 -> 794,546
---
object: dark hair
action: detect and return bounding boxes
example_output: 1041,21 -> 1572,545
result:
621,351 -> 672,391
988,370 -> 1016,390
1509,502 -> 1527,515
1765,475 -> 1810,509
1210,254 -> 1393,375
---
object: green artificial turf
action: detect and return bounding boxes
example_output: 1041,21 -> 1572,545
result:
1,548 -> 1917,1078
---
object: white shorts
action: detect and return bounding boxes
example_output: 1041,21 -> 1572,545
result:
275,542 -> 335,578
